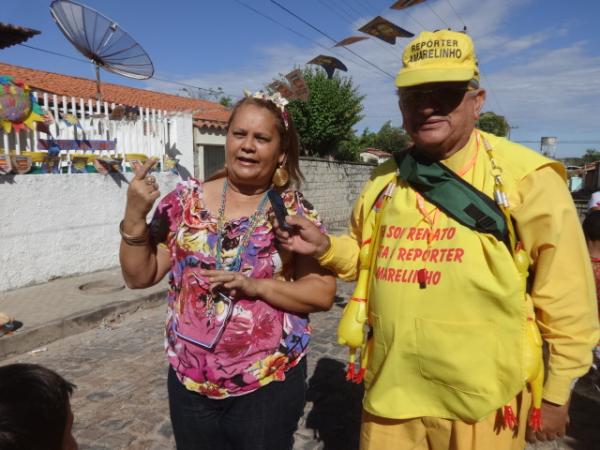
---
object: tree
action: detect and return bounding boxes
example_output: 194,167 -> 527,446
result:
373,121 -> 410,153
477,111 -> 509,137
282,68 -> 365,158
581,148 -> 600,164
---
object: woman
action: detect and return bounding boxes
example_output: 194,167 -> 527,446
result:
119,91 -> 336,450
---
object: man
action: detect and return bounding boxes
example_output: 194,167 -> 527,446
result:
0,363 -> 78,450
278,29 -> 599,450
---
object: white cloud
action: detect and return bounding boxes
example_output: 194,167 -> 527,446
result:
144,0 -> 600,155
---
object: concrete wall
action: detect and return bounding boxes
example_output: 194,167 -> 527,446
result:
299,158 -> 374,229
0,172 -> 180,292
0,158 -> 376,291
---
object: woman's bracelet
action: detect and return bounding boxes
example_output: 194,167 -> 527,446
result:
119,220 -> 150,246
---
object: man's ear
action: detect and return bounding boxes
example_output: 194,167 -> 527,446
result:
473,89 -> 486,119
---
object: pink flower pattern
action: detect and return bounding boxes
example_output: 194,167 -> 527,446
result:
151,179 -> 324,398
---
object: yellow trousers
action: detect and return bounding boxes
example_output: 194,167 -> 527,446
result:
360,391 -> 530,450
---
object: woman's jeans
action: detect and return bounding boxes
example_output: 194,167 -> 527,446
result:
168,358 -> 307,450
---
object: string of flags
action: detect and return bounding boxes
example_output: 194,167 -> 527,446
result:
304,0 -> 425,79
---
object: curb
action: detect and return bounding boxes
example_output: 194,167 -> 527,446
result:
0,290 -> 166,359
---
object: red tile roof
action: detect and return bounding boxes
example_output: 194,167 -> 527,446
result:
0,62 -> 230,128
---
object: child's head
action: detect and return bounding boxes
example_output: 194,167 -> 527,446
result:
583,210 -> 600,243
0,363 -> 77,450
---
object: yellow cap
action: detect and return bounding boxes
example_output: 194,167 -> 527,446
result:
395,30 -> 480,88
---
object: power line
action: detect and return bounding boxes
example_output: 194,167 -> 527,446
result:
444,0 -> 467,29
16,42 -> 237,99
323,0 -> 404,60
425,3 -> 451,29
232,0 -> 373,74
269,0 -> 395,79
18,43 -> 88,64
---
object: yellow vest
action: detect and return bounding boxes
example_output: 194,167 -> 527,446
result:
362,131 -> 565,421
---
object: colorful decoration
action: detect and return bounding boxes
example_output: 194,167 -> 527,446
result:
59,112 -> 82,129
38,139 -> 117,151
390,0 -> 427,10
10,155 -> 32,174
0,76 -> 45,133
307,55 -> 348,79
267,80 -> 295,101
358,16 -> 414,44
94,157 -> 123,174
284,69 -> 309,101
244,90 -> 290,129
0,154 -> 12,175
334,36 -> 369,47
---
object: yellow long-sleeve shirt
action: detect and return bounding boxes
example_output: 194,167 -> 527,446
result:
320,134 -> 599,407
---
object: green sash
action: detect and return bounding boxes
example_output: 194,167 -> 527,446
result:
394,149 -> 509,248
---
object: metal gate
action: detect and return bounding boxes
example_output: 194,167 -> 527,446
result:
203,145 -> 225,179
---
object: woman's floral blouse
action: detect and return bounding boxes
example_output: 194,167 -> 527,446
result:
150,178 -> 325,398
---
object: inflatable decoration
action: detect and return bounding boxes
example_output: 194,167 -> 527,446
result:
0,76 -> 45,133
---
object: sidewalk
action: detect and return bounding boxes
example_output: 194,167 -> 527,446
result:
0,268 -> 167,358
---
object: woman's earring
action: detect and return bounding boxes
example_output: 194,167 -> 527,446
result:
272,164 -> 289,187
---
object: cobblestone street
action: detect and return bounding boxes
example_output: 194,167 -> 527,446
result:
4,280 -> 598,449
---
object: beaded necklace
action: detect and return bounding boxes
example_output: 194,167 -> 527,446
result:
215,179 -> 270,271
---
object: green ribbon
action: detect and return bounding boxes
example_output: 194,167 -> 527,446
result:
394,149 -> 509,245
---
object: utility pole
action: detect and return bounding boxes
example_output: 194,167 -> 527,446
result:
508,125 -> 519,140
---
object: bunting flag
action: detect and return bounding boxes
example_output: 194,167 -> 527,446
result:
307,55 -> 348,79
334,36 -> 369,47
94,157 -> 123,174
285,69 -> 310,101
10,155 -> 32,175
71,155 -> 90,173
358,16 -> 414,44
0,154 -> 12,175
390,0 -> 427,10
0,76 -> 45,133
267,80 -> 295,100
59,112 -> 82,129
109,105 -> 125,121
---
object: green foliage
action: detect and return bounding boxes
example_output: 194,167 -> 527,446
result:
476,111 -> 509,137
219,96 -> 233,108
283,68 -> 365,158
372,121 -> 410,153
581,148 -> 600,164
561,156 -> 584,167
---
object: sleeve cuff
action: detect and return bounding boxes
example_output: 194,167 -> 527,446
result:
542,373 -> 575,405
317,235 -> 340,270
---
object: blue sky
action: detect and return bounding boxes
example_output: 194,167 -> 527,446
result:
2,0 -> 599,157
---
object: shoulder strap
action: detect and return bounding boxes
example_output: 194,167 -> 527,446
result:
394,150 -> 510,248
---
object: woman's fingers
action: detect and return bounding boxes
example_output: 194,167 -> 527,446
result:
133,158 -> 158,181
201,270 -> 257,297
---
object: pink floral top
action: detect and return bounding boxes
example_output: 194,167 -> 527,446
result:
150,178 -> 325,398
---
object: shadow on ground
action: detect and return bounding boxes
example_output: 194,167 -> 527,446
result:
305,357 -> 364,450
566,369 -> 600,450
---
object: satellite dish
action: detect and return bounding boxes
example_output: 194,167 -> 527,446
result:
49,0 -> 154,103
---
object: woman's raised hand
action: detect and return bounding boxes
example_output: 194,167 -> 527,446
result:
126,158 -> 161,220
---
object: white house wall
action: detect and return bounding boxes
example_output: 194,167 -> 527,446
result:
0,157 -> 375,292
168,112 -> 195,175
0,172 -> 180,292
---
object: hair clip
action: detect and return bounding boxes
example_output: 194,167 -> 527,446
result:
243,90 -> 290,129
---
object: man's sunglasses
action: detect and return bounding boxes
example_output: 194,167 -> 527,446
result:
399,86 -> 475,107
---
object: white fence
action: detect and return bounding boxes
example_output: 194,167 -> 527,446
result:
1,90 -> 172,173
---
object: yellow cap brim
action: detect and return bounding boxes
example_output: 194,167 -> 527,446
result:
395,67 -> 476,88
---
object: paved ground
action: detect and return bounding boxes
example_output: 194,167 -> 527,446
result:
3,278 -> 598,450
